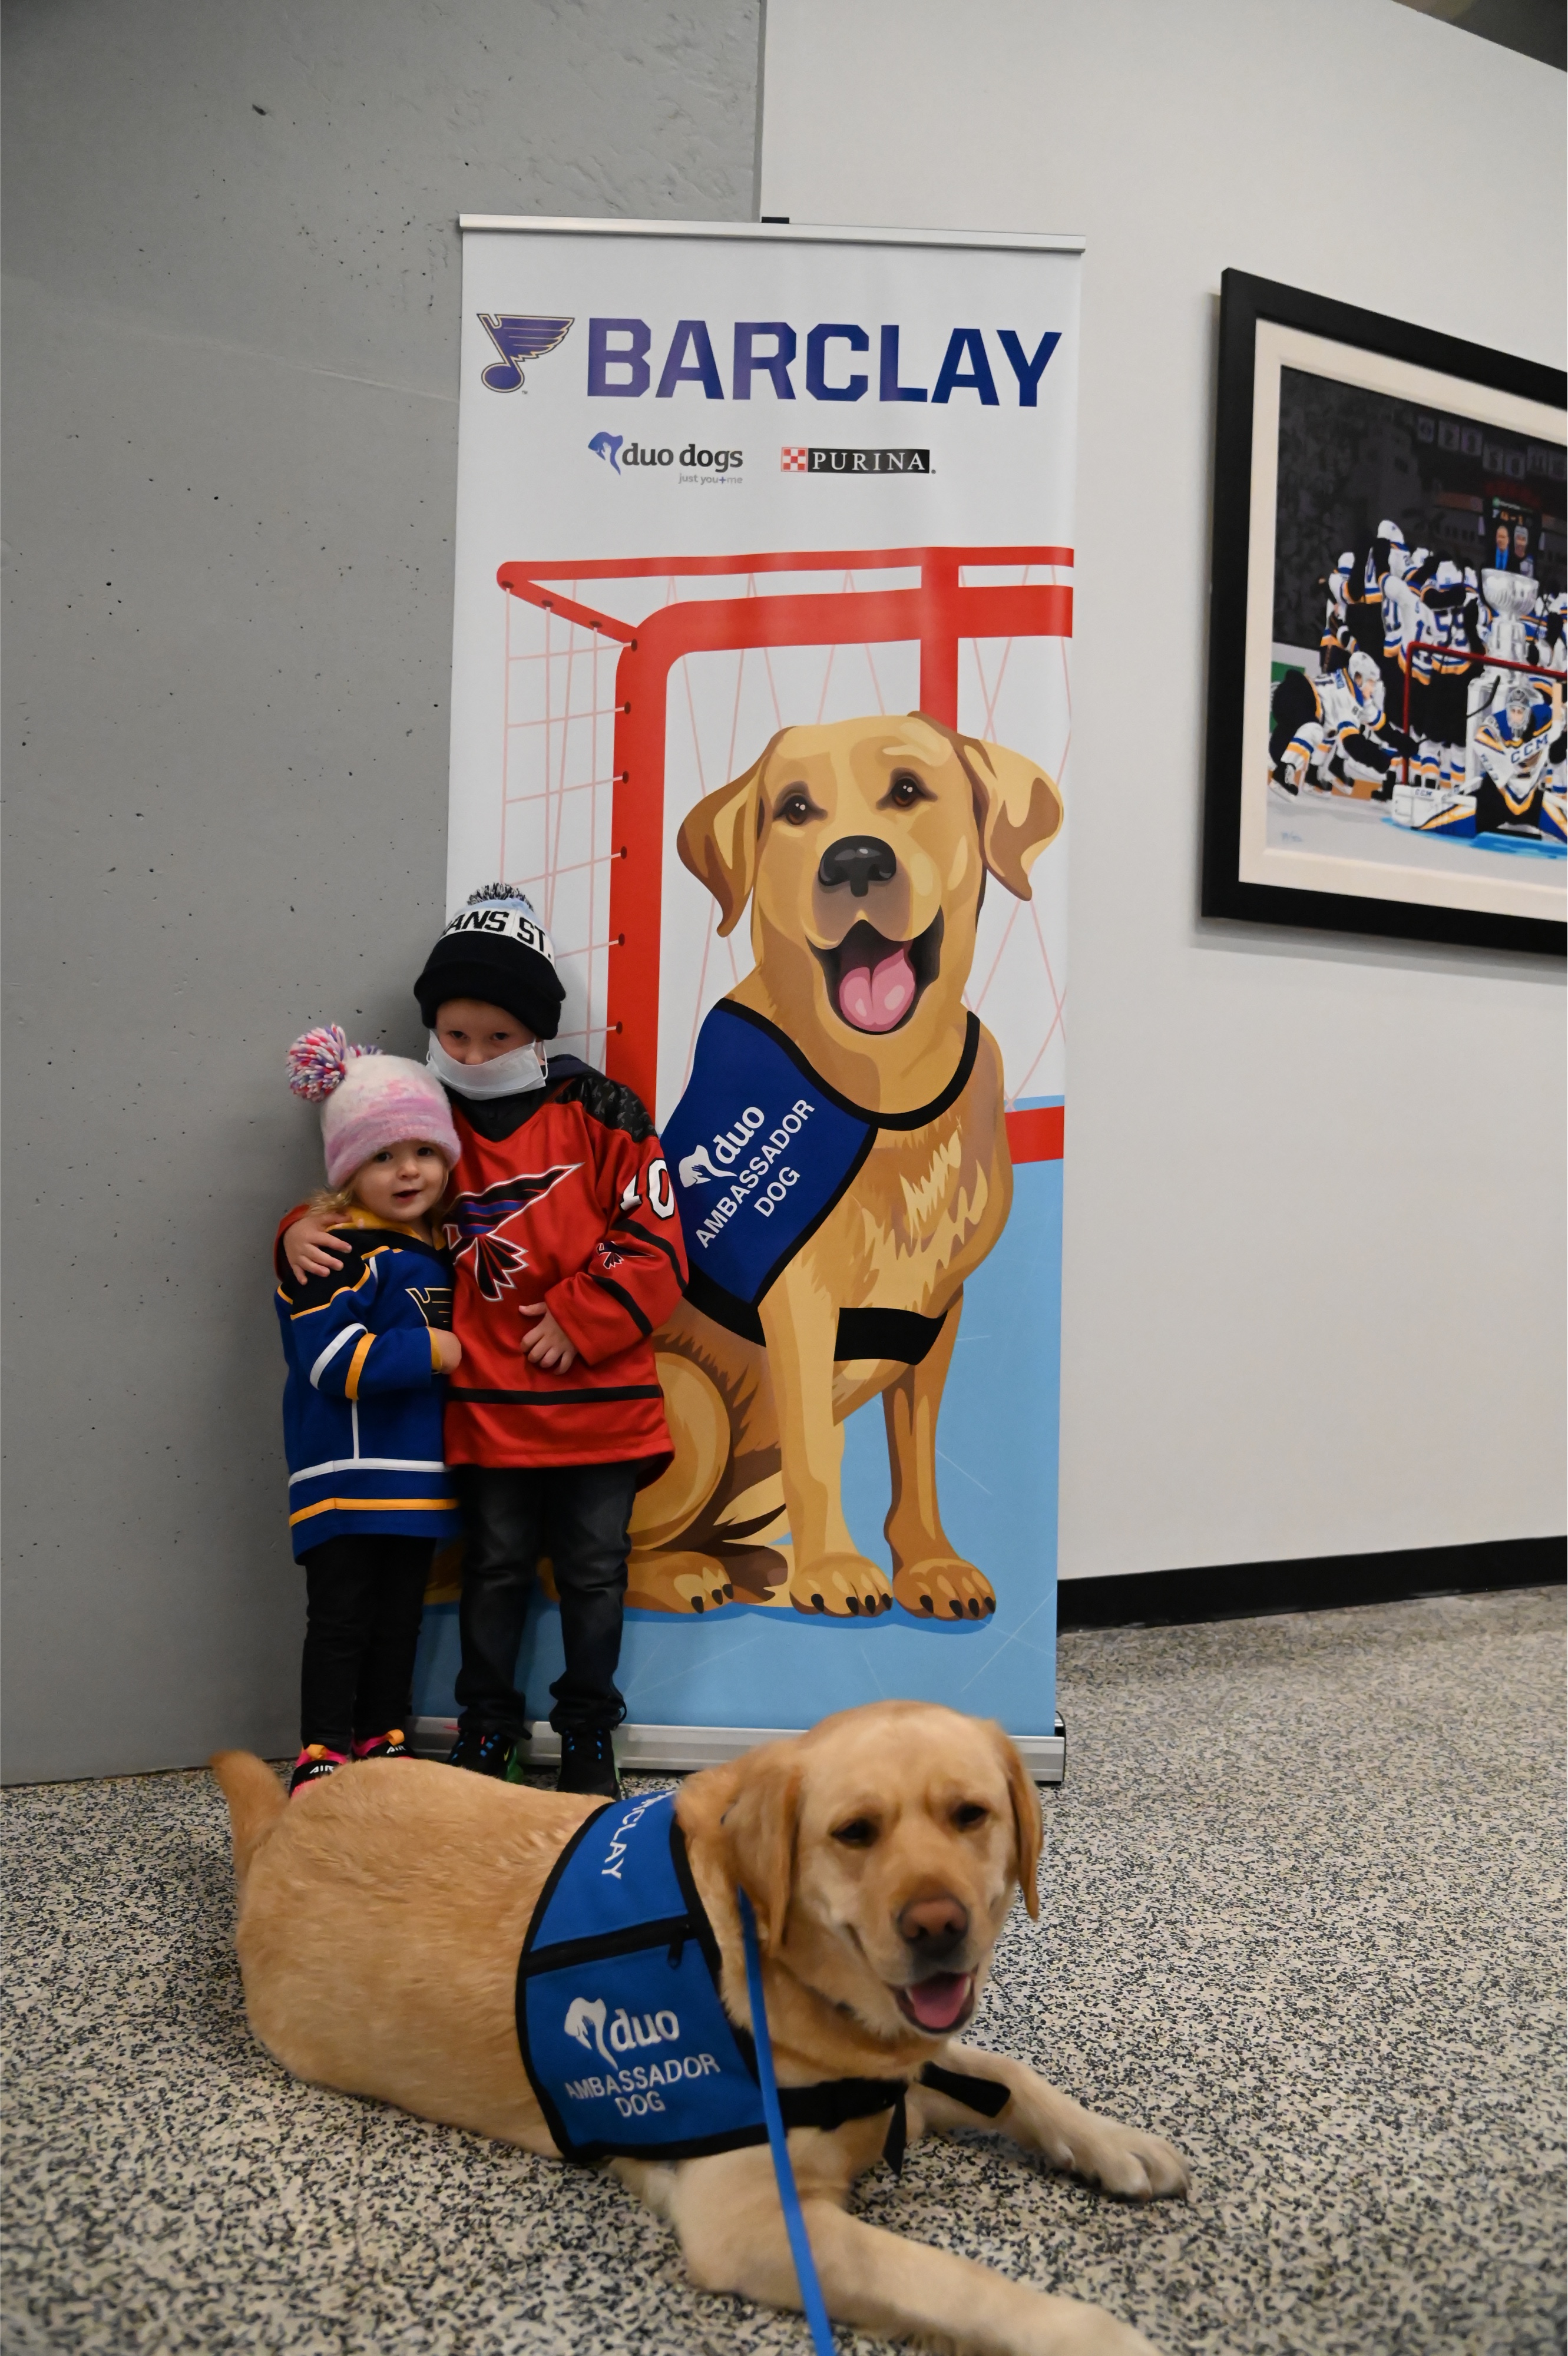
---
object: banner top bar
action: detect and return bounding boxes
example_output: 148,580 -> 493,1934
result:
457,215 -> 1084,254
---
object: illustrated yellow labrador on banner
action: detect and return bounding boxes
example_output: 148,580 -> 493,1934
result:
631,713 -> 1062,1621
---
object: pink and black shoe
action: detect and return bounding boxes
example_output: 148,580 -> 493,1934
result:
353,1729 -> 412,1762
289,1743 -> 348,1796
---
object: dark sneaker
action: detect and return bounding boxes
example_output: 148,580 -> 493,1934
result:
353,1729 -> 411,1761
556,1728 -> 620,1800
289,1744 -> 347,1796
448,1726 -> 514,1778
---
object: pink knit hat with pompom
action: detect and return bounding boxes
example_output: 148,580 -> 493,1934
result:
287,1025 -> 460,1189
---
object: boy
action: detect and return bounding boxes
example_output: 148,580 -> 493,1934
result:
283,885 -> 687,1799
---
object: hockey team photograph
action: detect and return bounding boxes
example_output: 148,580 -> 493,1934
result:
1266,368 -> 1566,882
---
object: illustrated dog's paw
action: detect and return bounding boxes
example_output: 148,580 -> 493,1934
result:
788,1552 -> 894,1617
624,1551 -> 734,1614
891,1556 -> 997,1620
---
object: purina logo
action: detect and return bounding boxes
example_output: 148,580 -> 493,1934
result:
782,447 -> 932,475
478,315 -> 574,391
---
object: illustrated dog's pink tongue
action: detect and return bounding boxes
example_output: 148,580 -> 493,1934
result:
904,1972 -> 971,2031
838,944 -> 915,1033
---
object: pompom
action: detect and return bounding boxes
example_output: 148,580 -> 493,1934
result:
467,881 -> 538,916
286,1025 -> 381,1102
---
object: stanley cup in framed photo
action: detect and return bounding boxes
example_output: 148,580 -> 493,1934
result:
1203,269 -> 1566,957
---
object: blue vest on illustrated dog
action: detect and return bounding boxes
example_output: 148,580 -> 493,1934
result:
661,1001 -> 980,1358
515,1789 -> 1007,2167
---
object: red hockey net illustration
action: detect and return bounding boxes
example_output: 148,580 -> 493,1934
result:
494,548 -> 1073,1145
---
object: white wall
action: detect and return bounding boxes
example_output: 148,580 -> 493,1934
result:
760,0 -> 1566,1579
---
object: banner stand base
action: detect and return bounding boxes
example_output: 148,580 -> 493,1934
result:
413,1716 -> 1066,1785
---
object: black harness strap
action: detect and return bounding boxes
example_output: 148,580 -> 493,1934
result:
918,2062 -> 1011,2120
771,2062 -> 1011,2178
778,2073 -> 911,2174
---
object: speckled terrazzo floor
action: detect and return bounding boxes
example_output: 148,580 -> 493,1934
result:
3,1586 -> 1563,2356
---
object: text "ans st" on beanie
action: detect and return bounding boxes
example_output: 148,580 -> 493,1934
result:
413,883 -> 567,1040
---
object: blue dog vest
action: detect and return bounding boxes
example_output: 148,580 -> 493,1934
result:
514,1789 -> 1007,2167
516,1789 -> 770,2163
661,1002 -> 980,1358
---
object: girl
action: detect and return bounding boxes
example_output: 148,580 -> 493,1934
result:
277,1026 -> 465,1795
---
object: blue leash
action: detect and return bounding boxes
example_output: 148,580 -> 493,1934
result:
736,1888 -> 836,2355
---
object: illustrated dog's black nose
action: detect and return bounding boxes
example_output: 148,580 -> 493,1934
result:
818,836 -> 897,898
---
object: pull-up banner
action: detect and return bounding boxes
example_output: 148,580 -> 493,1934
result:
420,218 -> 1081,1769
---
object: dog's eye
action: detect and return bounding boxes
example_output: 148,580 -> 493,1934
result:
952,1803 -> 989,1831
885,772 -> 928,809
831,1816 -> 878,1847
778,790 -> 815,826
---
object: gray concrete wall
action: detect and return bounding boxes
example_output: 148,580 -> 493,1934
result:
2,0 -> 762,1782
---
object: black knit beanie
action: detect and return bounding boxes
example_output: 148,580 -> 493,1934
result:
414,884 -> 567,1040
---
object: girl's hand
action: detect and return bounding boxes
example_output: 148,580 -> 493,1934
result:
431,1330 -> 464,1374
520,1303 -> 578,1372
283,1216 -> 351,1284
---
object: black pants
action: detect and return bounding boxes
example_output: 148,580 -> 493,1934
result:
299,1533 -> 432,1754
452,1462 -> 639,1739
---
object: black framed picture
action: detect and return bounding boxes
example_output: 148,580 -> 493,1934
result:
1202,270 -> 1565,957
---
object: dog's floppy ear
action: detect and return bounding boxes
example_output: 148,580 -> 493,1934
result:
990,1721 -> 1042,1920
677,733 -> 780,937
716,1737 -> 804,1950
951,729 -> 1063,900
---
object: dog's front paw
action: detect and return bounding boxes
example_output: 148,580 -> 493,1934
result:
1051,2116 -> 1191,2203
891,1556 -> 997,1620
624,1551 -> 734,1614
788,1551 -> 894,1617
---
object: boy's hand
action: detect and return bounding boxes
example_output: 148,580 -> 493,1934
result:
520,1302 -> 578,1372
283,1216 -> 351,1284
431,1331 -> 464,1375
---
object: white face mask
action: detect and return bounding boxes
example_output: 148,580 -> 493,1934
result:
426,1033 -> 548,1099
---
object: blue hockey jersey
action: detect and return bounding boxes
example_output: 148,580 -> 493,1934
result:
276,1210 -> 461,1557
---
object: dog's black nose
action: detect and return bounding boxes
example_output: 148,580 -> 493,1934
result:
818,836 -> 897,898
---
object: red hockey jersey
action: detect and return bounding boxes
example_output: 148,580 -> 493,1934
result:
439,1066 -> 686,1474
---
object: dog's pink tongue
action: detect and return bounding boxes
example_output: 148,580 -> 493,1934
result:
838,944 -> 915,1033
905,1973 -> 971,2031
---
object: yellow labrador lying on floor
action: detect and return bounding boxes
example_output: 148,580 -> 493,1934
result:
214,1702 -> 1186,2355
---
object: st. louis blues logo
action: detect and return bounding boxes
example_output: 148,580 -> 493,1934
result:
477,315 -> 574,392
444,1169 -> 579,1299
406,1284 -> 454,1331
